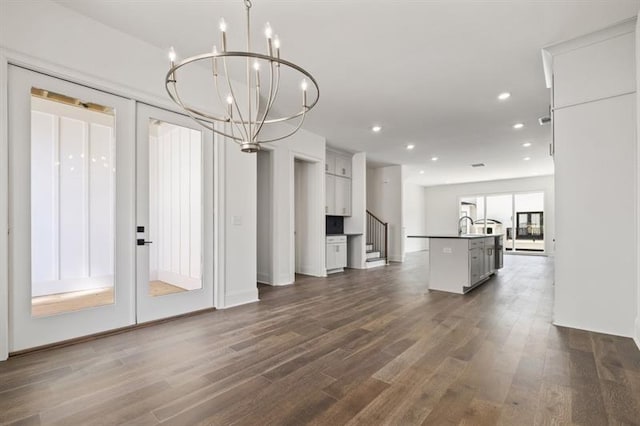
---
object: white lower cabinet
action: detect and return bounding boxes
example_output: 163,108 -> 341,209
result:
326,236 -> 347,273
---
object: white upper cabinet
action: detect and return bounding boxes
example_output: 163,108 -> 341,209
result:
335,176 -> 351,217
325,150 -> 336,174
325,149 -> 352,216
335,155 -> 352,178
551,27 -> 635,108
325,174 -> 336,215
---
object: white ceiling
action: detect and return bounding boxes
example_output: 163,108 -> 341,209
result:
53,0 -> 640,186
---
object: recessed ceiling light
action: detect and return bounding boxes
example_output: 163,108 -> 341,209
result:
372,125 -> 382,132
419,170 -> 425,174
498,92 -> 511,100
406,144 -> 415,150
523,157 -> 531,161
522,142 -> 532,147
513,123 -> 524,129
431,156 -> 439,161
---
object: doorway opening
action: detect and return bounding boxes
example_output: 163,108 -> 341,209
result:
257,149 -> 274,284
294,158 -> 315,276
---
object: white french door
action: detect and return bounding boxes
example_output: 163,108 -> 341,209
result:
7,67 -> 215,352
8,66 -> 136,351
135,104 -> 214,323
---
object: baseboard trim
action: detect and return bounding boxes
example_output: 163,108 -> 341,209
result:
8,307 -> 216,358
634,317 -> 640,350
552,319 -> 634,339
221,289 -> 260,309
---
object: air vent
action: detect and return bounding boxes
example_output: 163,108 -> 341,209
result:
538,116 -> 551,125
471,163 -> 485,168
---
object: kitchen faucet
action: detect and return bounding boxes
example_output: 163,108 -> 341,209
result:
458,216 -> 474,236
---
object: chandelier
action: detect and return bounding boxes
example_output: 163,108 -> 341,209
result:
165,0 -> 319,153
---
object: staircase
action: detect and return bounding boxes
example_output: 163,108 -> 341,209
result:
366,210 -> 388,268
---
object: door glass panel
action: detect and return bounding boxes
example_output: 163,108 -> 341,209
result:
30,88 -> 116,317
485,194 -> 513,251
148,119 -> 202,296
514,192 -> 544,252
459,196 -> 484,234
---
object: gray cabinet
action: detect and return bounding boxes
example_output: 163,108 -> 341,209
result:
469,247 -> 483,285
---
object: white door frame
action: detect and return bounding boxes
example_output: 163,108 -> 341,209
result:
1,53 -> 10,360
256,146 -> 276,285
289,151 -> 325,280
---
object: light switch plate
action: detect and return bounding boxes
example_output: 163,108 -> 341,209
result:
443,247 -> 452,254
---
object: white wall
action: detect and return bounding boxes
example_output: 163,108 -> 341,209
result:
424,175 -> 555,254
547,19 -> 637,338
367,165 -> 405,262
0,0 -> 259,358
403,182 -> 428,253
264,127 -> 326,285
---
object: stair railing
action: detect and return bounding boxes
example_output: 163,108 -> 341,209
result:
366,210 -> 388,263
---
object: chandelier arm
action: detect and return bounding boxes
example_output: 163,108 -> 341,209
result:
172,85 -> 245,142
267,61 -> 281,112
257,110 -> 307,144
221,55 -> 250,140
245,1 -> 252,142
214,72 -> 247,139
169,52 -> 319,114
254,60 -> 276,140
167,78 -> 234,126
254,64 -> 282,132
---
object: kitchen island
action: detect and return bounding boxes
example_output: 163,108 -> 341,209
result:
408,234 -> 504,294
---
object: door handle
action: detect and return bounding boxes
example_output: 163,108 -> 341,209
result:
137,239 -> 153,246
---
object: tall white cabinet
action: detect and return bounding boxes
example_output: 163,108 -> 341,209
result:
325,150 -> 352,216
544,19 -> 638,338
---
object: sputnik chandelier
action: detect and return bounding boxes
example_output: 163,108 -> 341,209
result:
165,0 -> 319,153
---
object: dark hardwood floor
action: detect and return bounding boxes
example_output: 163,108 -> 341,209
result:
1,253 -> 640,425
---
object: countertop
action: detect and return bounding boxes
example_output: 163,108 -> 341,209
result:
407,234 -> 499,239
327,233 -> 363,236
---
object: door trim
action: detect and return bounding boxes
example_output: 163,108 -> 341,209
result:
1,53 -> 9,361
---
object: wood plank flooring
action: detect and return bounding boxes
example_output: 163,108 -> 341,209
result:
2,252 -> 640,425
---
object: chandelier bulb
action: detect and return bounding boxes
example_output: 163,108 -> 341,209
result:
212,45 -> 218,55
301,79 -> 308,91
265,22 -> 273,39
168,47 -> 177,62
219,18 -> 227,32
226,94 -> 234,105
273,35 -> 281,49
253,60 -> 260,71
